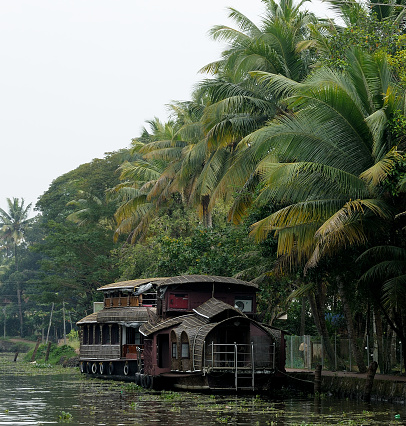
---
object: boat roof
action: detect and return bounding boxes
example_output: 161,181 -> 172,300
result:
76,312 -> 98,325
157,275 -> 258,289
139,298 -> 247,336
97,275 -> 258,292
97,277 -> 167,292
97,307 -> 154,323
193,297 -> 246,319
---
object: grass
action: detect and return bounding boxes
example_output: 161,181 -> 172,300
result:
23,343 -> 77,365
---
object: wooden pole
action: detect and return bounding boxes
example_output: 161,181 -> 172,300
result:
364,361 -> 378,402
63,301 -> 66,345
31,336 -> 41,362
314,364 -> 322,394
2,306 -> 6,338
45,303 -> 54,344
45,341 -> 52,362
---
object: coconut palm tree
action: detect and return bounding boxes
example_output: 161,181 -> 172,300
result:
358,245 -> 406,371
0,198 -> 34,336
202,0 -> 317,81
195,0 -> 321,215
110,117 -> 191,243
227,48 -> 405,372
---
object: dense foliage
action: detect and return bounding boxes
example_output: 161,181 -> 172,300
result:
0,0 -> 405,373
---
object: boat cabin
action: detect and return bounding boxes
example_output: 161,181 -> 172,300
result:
77,275 -> 286,390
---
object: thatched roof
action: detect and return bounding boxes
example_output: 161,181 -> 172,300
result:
140,298 -> 245,337
139,314 -> 196,336
97,307 -> 154,323
157,275 -> 258,289
76,312 -> 98,325
193,298 -> 246,319
97,277 -> 167,292
97,275 -> 258,293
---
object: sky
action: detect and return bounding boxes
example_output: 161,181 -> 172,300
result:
0,0 -> 334,215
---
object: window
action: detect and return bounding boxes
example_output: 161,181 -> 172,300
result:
172,342 -> 178,359
102,325 -> 110,344
126,328 -> 141,345
111,324 -> 119,344
83,326 -> 88,344
169,293 -> 189,309
181,343 -> 189,358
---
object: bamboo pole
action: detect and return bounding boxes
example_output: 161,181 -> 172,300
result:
46,303 -> 54,344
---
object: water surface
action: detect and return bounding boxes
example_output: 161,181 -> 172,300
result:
0,355 -> 405,425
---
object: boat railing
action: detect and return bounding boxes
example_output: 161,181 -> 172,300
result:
203,341 -> 276,391
204,342 -> 276,370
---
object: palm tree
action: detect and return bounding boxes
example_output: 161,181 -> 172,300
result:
0,198 -> 34,336
110,118 -> 190,243
358,245 -> 406,371
229,48 -> 405,372
195,0 -> 320,216
202,0 -> 317,81
66,190 -> 116,230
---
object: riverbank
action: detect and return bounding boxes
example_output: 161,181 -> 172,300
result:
285,368 -> 406,404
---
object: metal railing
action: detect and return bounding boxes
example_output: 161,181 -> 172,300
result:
285,335 -> 405,373
203,341 -> 276,390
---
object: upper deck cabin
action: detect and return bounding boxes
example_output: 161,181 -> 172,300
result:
98,278 -> 162,309
98,275 -> 259,319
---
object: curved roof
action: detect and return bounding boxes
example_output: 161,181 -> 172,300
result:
97,275 -> 258,293
97,277 -> 167,292
193,298 -> 246,319
77,312 -> 98,325
140,314 -> 207,336
158,275 -> 258,289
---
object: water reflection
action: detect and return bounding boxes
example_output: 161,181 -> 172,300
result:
1,365 -> 406,425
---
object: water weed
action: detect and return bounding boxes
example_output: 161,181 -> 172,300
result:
58,411 -> 73,422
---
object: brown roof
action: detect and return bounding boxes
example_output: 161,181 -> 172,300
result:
96,307 -> 154,323
157,275 -> 258,289
76,312 -> 98,325
193,298 -> 246,319
140,299 -> 244,337
139,315 -> 194,336
97,275 -> 258,293
97,277 -> 167,292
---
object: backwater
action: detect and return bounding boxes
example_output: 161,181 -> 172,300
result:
1,354 -> 405,425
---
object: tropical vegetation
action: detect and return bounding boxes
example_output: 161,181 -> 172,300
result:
0,0 -> 405,374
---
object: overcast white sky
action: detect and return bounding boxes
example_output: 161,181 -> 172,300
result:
0,0 -> 334,215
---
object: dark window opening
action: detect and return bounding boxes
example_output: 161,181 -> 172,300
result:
95,326 -> 101,344
83,326 -> 88,344
88,326 -> 94,344
126,327 -> 141,345
181,343 -> 189,358
102,325 -> 110,344
172,342 -> 178,359
111,324 -> 119,344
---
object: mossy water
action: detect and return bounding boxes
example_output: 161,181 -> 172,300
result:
1,354 -> 405,425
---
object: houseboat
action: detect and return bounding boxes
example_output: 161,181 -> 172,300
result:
77,275 -> 286,391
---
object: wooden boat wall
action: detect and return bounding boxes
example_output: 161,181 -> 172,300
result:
77,275 -> 286,391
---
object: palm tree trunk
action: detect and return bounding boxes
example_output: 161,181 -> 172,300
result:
308,292 -> 340,369
201,195 -> 212,228
300,297 -> 306,336
337,279 -> 366,373
373,307 -> 386,373
14,243 -> 23,337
